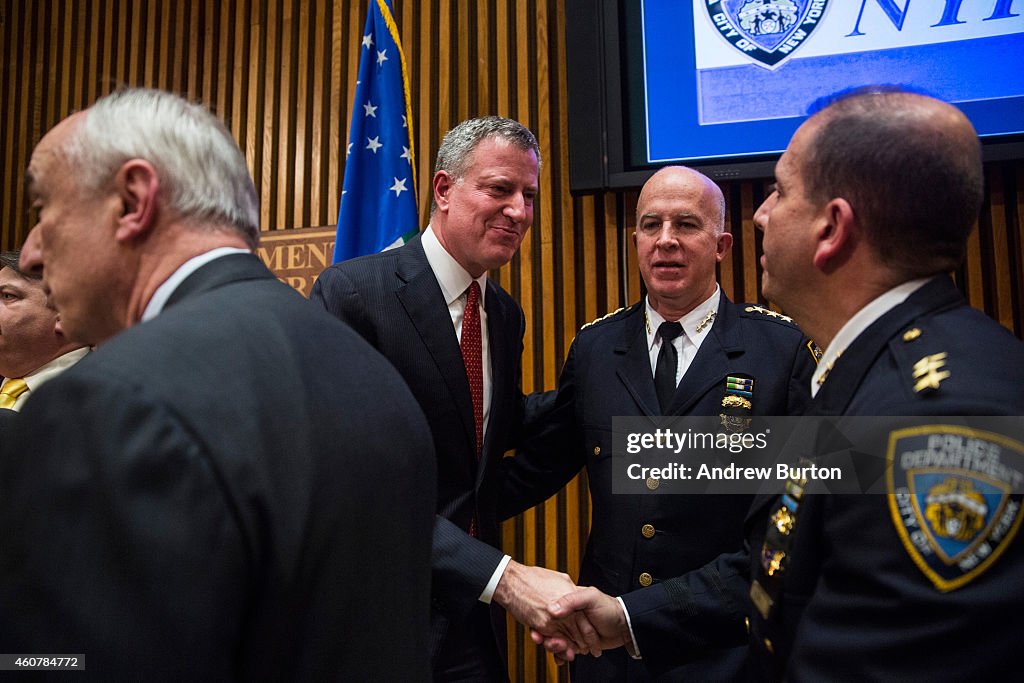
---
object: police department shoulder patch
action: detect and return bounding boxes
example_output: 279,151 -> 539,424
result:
887,425 -> 1024,592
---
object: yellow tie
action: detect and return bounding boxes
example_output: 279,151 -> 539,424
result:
0,378 -> 28,410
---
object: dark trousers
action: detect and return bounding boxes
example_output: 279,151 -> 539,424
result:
433,602 -> 507,682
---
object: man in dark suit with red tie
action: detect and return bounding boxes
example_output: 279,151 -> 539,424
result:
312,116 -> 580,680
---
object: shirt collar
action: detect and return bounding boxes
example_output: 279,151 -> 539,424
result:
811,276 -> 933,394
644,285 -> 720,350
421,225 -> 487,307
21,346 -> 90,390
142,247 -> 252,322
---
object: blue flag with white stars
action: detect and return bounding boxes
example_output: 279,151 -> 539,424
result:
333,0 -> 418,263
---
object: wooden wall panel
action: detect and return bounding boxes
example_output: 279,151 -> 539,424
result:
2,1 -> 1023,680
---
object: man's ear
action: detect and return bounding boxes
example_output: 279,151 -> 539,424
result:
714,231 -> 734,262
113,159 -> 160,243
812,198 -> 855,271
433,171 -> 453,213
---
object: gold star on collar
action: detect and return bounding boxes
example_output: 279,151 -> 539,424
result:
696,310 -> 716,333
816,351 -> 842,387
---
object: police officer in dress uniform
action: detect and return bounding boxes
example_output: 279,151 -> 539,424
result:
538,87 -> 1024,682
743,86 -> 1024,680
500,165 -> 815,680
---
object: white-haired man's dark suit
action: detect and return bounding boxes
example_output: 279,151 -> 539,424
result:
0,254 -> 436,680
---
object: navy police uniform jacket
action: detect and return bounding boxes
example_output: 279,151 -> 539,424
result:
622,276 -> 1024,681
501,293 -> 815,680
746,275 -> 1024,681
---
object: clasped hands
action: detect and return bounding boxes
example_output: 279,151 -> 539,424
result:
493,561 -> 630,663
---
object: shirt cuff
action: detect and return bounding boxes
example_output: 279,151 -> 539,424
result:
479,554 -> 512,604
616,596 -> 642,659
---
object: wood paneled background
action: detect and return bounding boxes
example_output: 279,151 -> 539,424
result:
2,1 -> 1022,680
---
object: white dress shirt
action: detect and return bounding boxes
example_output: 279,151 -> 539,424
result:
811,277 -> 931,396
421,226 -> 493,436
142,247 -> 253,321
645,286 -> 721,388
420,227 -> 511,603
2,346 -> 91,412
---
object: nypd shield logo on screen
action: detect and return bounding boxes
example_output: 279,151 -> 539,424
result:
704,0 -> 830,69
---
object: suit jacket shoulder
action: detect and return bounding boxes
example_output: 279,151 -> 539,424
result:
312,238 -> 523,645
0,254 -> 436,680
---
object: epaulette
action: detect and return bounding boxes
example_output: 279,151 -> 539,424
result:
895,325 -> 953,396
580,306 -> 628,331
743,304 -> 794,324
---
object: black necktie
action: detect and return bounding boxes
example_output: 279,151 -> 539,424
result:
655,321 -> 683,413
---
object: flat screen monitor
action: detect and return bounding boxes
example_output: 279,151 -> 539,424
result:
566,0 -> 1024,191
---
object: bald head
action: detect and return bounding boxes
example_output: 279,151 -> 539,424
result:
633,165 -> 731,320
801,89 -> 983,277
637,166 -> 726,234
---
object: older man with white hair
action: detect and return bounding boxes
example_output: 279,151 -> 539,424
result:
2,88 -> 436,680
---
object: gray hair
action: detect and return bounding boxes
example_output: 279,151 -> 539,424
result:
431,116 -> 541,214
64,88 -> 260,247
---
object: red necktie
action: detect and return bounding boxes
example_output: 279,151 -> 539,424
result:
461,281 -> 484,458
461,281 -> 483,537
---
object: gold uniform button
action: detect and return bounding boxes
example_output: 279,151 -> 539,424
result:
646,476 -> 660,490
763,638 -> 774,654
638,572 -> 653,587
744,616 -> 751,634
641,524 -> 656,539
593,445 -> 601,456
902,327 -> 922,342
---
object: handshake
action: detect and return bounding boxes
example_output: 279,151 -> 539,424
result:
493,561 -> 633,663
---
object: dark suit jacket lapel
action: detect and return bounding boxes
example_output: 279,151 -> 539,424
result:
164,253 -> 276,310
394,238 -> 477,456
667,294 -> 744,415
479,281 -> 513,484
614,305 -> 661,418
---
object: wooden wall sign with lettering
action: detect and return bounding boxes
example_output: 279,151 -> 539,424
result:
257,227 -> 336,298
